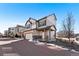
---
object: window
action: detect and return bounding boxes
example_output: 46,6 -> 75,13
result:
11,28 -> 14,30
38,20 -> 46,27
26,24 -> 31,29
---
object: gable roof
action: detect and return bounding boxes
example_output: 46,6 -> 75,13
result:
25,13 -> 57,25
25,17 -> 37,25
16,24 -> 26,28
37,13 -> 57,22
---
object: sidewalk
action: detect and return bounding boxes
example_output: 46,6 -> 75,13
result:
0,38 -> 22,45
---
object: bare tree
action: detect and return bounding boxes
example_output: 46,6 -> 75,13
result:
62,13 -> 75,45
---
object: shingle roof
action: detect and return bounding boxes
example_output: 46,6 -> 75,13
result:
37,13 -> 57,22
25,17 -> 37,25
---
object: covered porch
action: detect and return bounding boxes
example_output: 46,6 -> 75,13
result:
36,26 -> 56,42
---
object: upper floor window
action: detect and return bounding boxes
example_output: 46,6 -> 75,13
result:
26,24 -> 31,29
9,28 -> 14,30
38,20 -> 46,27
11,28 -> 14,30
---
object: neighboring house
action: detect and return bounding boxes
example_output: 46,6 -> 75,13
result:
23,14 -> 57,42
8,25 -> 26,37
0,32 -> 3,38
4,30 -> 9,37
7,27 -> 16,37
75,33 -> 79,41
56,31 -> 66,38
15,25 -> 27,37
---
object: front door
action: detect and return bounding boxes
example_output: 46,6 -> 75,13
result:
43,29 -> 48,41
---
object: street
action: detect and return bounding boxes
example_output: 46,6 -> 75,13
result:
0,38 -> 79,56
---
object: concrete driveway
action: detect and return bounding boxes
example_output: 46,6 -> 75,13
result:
0,38 -> 79,56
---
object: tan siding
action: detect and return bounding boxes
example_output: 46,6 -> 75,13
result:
47,15 -> 56,26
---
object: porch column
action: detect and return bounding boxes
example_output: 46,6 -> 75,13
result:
49,29 -> 51,41
21,32 -> 23,38
54,30 -> 56,39
44,29 -> 46,41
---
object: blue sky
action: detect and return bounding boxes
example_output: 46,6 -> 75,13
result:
0,3 -> 79,34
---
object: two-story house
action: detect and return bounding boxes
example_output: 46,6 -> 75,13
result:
15,25 -> 27,37
7,25 -> 26,37
8,27 -> 16,37
23,14 -> 57,42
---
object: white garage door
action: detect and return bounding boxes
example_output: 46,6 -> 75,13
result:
25,33 -> 32,41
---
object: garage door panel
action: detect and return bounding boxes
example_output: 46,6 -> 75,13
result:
26,34 -> 32,41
